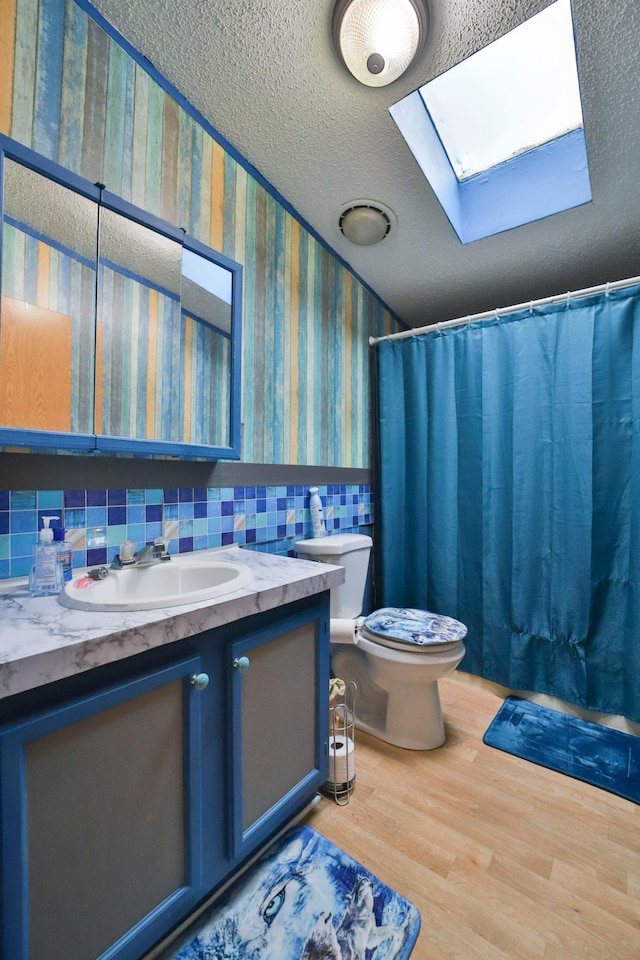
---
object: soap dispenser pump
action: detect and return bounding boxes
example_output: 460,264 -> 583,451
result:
29,516 -> 63,597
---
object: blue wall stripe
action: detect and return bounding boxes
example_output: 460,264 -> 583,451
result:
33,0 -> 65,159
144,79 -> 163,216
59,0 -> 87,173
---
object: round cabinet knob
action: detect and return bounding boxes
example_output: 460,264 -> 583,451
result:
233,656 -> 250,672
190,672 -> 210,691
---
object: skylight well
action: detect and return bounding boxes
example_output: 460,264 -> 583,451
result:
390,0 -> 591,243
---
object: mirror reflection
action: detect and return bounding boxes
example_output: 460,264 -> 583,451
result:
0,159 -> 97,434
180,248 -> 232,446
96,207 -> 183,442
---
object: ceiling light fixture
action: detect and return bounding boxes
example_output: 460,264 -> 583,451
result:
337,201 -> 396,245
332,0 -> 428,87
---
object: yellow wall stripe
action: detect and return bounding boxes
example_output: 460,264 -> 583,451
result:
210,140 -> 225,252
36,239 -> 49,307
0,0 -> 17,135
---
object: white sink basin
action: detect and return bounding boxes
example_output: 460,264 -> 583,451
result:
58,555 -> 253,612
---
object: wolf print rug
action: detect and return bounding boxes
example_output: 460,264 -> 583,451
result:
161,825 -> 421,960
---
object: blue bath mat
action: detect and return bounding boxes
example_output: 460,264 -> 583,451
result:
160,825 -> 421,960
484,696 -> 640,804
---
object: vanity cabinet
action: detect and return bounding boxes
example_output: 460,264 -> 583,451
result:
0,593 -> 330,960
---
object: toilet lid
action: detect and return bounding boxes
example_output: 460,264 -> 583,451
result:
361,607 -> 467,650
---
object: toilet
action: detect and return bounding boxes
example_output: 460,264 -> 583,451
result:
295,533 -> 466,750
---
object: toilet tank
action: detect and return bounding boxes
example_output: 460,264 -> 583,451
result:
295,533 -> 372,618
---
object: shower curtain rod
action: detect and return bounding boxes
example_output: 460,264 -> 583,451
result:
369,274 -> 640,345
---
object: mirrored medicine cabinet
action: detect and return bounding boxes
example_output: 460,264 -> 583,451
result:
0,135 -> 242,459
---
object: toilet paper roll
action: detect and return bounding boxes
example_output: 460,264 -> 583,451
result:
330,618 -> 358,644
327,734 -> 355,786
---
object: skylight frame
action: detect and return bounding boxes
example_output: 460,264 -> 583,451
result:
389,0 -> 592,243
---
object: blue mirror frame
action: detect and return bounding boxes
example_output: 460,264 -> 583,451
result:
0,135 -> 243,461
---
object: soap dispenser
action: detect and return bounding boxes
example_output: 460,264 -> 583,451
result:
54,526 -> 73,583
29,516 -> 63,597
309,486 -> 327,538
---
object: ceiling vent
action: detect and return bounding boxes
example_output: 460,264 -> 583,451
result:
338,201 -> 396,245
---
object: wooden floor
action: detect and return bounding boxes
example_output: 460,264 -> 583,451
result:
306,676 -> 640,960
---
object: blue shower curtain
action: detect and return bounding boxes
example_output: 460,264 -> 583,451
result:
376,283 -> 640,722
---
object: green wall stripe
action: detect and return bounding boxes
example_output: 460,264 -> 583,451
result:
104,40 -> 128,194
177,106 -> 192,233
144,79 -> 163,216
297,227 -> 308,464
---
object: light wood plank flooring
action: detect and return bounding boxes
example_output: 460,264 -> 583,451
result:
306,676 -> 640,960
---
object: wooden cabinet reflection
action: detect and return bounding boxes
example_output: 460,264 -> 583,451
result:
0,297 -> 72,431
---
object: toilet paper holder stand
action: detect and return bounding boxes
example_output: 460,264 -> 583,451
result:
322,679 -> 357,806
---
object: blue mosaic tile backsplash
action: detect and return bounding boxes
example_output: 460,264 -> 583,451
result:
0,485 -> 373,580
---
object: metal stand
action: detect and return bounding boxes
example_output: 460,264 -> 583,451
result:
322,680 -> 357,805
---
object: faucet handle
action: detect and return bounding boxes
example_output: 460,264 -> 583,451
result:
153,536 -> 170,559
119,540 -> 136,564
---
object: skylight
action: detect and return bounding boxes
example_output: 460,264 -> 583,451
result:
421,0 -> 583,180
389,0 -> 591,243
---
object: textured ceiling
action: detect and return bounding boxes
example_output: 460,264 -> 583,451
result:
90,0 -> 640,329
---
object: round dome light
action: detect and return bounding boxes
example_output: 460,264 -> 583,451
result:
333,0 -> 428,87
338,201 -> 397,245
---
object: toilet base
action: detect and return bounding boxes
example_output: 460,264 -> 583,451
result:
331,644 -> 459,751
352,681 -> 445,750
378,680 -> 445,750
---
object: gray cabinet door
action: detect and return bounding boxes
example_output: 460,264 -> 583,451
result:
229,606 -> 329,857
0,657 -> 206,960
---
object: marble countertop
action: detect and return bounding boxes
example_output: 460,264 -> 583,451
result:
0,546 -> 344,701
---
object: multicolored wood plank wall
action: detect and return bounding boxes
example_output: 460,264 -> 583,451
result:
0,0 -> 403,466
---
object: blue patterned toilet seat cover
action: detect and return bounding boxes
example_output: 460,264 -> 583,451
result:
362,607 -> 467,647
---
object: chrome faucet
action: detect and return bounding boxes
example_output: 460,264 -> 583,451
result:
132,544 -> 157,565
112,537 -> 171,569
